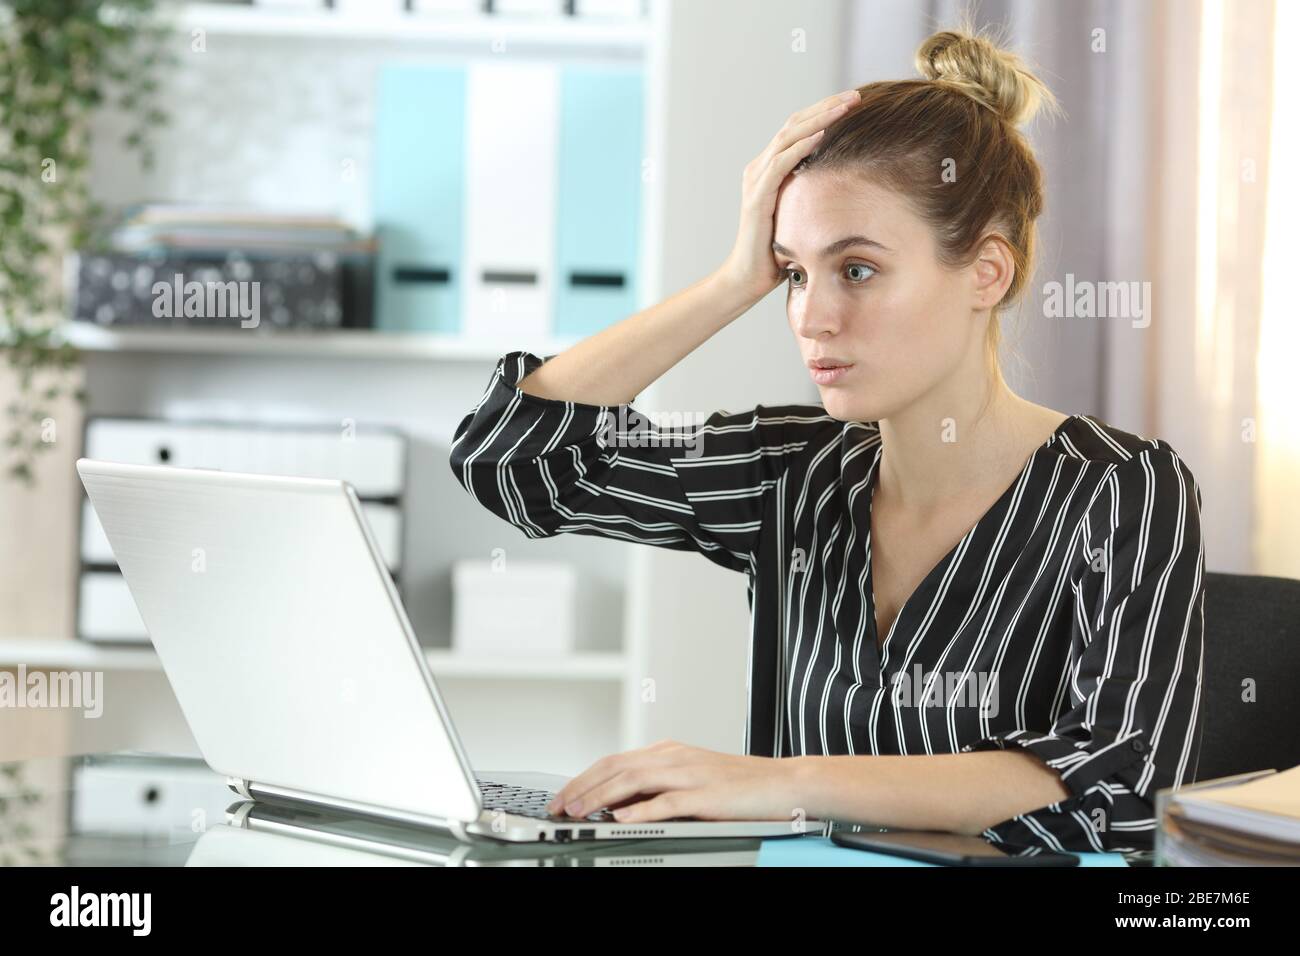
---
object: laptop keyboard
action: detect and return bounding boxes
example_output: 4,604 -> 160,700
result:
477,778 -> 616,823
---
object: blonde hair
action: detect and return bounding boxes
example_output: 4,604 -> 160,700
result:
796,16 -> 1062,380
915,24 -> 1059,128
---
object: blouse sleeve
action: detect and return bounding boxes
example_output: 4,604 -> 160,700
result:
961,444 -> 1206,854
448,350 -> 840,575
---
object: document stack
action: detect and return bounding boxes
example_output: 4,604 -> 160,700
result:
1155,765 -> 1300,865
70,204 -> 376,331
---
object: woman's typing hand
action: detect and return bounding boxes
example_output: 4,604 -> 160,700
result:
545,739 -> 811,827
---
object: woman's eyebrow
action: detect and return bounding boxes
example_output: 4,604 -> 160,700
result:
772,235 -> 893,258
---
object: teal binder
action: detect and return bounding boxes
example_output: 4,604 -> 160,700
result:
373,65 -> 466,333
553,65 -> 645,339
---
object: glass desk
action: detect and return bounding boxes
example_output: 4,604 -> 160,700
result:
0,751 -> 1148,867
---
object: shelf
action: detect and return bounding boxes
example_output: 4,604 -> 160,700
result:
0,639 -> 627,682
425,649 -> 626,680
0,639 -> 161,672
161,2 -> 650,54
62,323 -> 580,362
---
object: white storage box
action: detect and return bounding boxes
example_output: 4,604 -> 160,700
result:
451,559 -> 576,655
82,418 -> 406,498
72,758 -> 235,837
77,415 -> 409,645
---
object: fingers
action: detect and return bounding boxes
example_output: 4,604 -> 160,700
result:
547,758 -> 614,815
546,742 -> 682,815
566,765 -> 698,819
783,97 -> 857,147
748,127 -> 826,201
790,88 -> 862,127
612,790 -> 696,823
765,89 -> 860,157
748,107 -> 847,192
756,127 -> 827,195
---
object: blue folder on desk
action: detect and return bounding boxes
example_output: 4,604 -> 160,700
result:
756,836 -> 1130,867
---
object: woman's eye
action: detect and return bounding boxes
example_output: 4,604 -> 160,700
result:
783,263 -> 875,286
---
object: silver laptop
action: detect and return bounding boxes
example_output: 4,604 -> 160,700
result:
77,458 -> 821,844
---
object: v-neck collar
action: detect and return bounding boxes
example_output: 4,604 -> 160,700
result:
861,414 -> 1083,666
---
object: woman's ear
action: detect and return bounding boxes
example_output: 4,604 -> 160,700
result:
970,234 -> 1015,311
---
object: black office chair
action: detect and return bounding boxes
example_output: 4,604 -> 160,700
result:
1190,571 -> 1300,782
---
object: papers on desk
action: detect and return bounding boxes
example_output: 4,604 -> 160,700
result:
1159,764 -> 1300,865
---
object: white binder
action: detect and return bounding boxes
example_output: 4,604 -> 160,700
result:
461,62 -> 559,341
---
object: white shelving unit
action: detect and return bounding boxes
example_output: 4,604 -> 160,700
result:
18,0 -> 845,773
0,639 -> 162,673
34,0 -> 667,776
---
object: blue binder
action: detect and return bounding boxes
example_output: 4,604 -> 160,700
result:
373,64 -> 466,333
553,65 -> 645,339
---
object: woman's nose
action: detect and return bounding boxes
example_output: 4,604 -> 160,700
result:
790,288 -> 842,339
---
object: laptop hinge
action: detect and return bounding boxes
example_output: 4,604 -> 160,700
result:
444,819 -> 473,843
243,779 -> 477,841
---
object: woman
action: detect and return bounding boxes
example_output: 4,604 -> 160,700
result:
449,27 -> 1205,855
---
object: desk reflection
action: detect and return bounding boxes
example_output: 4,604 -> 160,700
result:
193,800 -> 761,866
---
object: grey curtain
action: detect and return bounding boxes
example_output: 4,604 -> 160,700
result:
842,0 -> 1270,574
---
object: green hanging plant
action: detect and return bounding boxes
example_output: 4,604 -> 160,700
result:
0,760 -> 49,865
0,0 -> 172,484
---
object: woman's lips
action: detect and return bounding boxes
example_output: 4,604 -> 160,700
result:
810,363 -> 855,386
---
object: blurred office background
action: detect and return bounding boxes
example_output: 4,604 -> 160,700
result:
0,0 -> 1294,776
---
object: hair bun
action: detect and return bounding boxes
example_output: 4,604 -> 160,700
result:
915,27 -> 1057,127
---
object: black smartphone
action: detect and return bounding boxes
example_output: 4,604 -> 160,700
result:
831,828 -> 1079,866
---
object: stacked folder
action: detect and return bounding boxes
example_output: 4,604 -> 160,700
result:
372,61 -> 644,338
1156,765 -> 1300,865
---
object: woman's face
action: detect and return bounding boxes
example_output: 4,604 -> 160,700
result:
772,171 -> 987,424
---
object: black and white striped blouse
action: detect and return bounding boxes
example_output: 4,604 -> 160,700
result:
450,350 -> 1206,854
